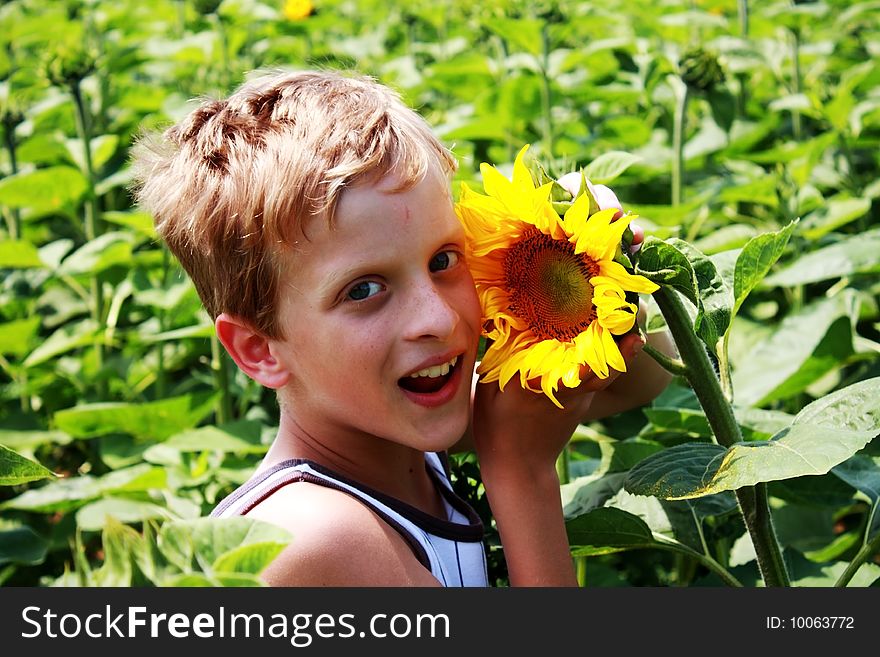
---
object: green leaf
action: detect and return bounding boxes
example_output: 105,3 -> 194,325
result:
0,525 -> 49,566
485,17 -> 543,56
667,238 -> 732,354
0,317 -> 41,356
212,541 -> 288,575
0,241 -> 44,268
158,517 -> 292,573
0,430 -> 72,452
583,151 -> 642,184
634,237 -> 699,306
64,135 -> 120,175
0,445 -> 56,486
624,442 -> 726,499
801,197 -> 872,241
76,498 -> 176,532
102,210 -> 157,238
2,464 -> 166,513
831,455 -> 880,538
0,166 -> 88,214
733,220 -> 797,317
625,377 -> 880,500
58,231 -> 135,276
23,319 -> 100,368
153,420 -> 267,455
566,507 -> 658,556
763,229 -> 880,286
731,294 -> 855,407
53,392 -> 218,441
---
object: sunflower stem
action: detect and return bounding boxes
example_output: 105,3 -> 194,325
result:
71,78 -> 106,400
672,82 -> 688,207
538,24 -> 555,156
653,285 -> 790,587
835,507 -> 880,587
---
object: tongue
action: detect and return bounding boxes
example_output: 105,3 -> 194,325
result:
399,374 -> 448,394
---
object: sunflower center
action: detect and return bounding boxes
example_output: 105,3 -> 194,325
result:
504,228 -> 600,341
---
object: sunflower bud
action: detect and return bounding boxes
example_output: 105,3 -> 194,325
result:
42,44 -> 97,89
679,47 -> 725,94
193,0 -> 223,16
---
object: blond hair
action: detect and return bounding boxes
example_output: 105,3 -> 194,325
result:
131,69 -> 457,338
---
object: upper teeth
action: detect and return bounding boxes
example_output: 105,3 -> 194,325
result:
409,356 -> 458,379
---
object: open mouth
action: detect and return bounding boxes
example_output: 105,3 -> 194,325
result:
398,356 -> 460,395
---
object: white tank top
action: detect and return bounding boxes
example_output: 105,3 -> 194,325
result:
210,452 -> 489,587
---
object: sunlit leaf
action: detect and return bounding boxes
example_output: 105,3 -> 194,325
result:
0,445 -> 56,486
0,166 -> 88,214
0,240 -> 44,268
763,229 -> 880,286
625,377 -> 880,500
583,151 -> 642,184
53,392 -> 218,441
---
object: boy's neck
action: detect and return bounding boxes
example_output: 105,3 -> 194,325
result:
258,412 -> 447,519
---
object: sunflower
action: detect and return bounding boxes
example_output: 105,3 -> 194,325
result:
282,0 -> 314,20
454,145 -> 659,408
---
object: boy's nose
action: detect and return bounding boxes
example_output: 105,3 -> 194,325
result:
404,283 -> 459,341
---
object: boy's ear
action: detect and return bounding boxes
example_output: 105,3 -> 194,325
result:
214,313 -> 290,389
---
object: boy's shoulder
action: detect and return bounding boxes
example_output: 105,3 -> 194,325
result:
244,480 -> 440,586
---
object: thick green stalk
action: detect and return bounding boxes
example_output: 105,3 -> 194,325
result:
738,0 -> 749,37
539,24 -> 554,157
71,81 -> 106,397
653,286 -> 790,587
672,84 -> 688,207
835,506 -> 880,587
790,28 -> 802,141
2,118 -> 21,240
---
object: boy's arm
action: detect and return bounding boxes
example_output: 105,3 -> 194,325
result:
471,332 -> 645,586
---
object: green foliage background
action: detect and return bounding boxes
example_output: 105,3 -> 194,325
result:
1,0 -> 879,587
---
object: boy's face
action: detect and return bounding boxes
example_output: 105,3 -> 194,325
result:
270,163 -> 481,453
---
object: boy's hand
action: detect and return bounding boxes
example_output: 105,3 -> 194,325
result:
556,172 -> 644,254
469,331 -> 645,587
471,331 -> 645,467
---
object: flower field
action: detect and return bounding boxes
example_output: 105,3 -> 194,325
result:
1,0 -> 879,587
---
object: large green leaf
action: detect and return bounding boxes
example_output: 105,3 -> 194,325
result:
566,507 -> 658,556
212,542 -> 288,575
583,151 -> 642,184
801,197 -> 872,240
625,378 -> 880,500
0,525 -> 49,566
831,455 -> 880,538
732,220 -> 797,316
763,229 -> 880,286
0,166 -> 88,214
0,241 -> 44,268
666,238 -> 732,353
23,319 -> 100,368
635,237 -> 699,306
2,463 -> 166,513
147,420 -> 267,456
53,392 -> 218,441
58,231 -> 135,276
0,445 -> 56,486
0,317 -> 41,357
75,497 -> 176,532
731,293 -> 855,407
158,517 -> 292,573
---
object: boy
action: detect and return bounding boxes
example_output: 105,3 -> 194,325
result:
132,69 -> 673,587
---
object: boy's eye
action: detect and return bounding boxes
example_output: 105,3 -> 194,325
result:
347,281 -> 383,301
429,250 -> 460,273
